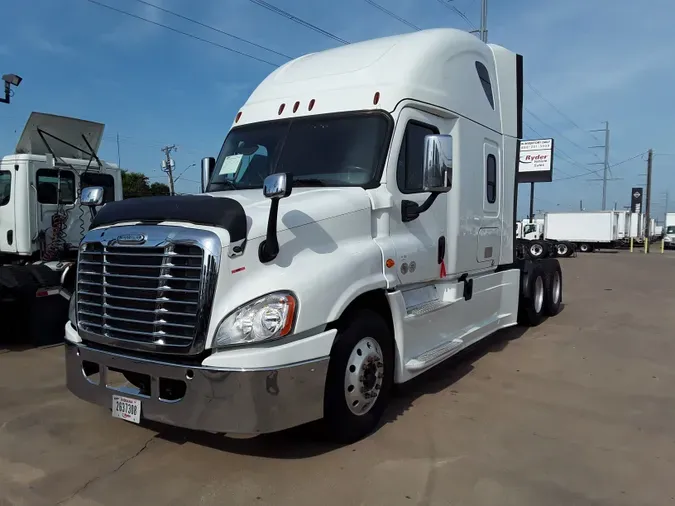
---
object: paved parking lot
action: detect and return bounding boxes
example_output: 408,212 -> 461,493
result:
2,250 -> 675,506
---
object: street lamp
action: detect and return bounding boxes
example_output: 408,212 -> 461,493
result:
0,73 -> 22,104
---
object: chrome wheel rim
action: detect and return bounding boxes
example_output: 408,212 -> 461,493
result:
534,276 -> 544,313
344,337 -> 384,416
530,244 -> 543,257
557,244 -> 568,255
580,244 -> 589,252
552,271 -> 561,305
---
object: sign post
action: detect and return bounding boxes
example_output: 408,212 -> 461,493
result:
518,139 -> 554,221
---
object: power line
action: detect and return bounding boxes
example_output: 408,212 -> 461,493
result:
524,106 -> 600,156
435,0 -> 476,28
553,152 -> 646,182
526,82 -> 601,144
131,0 -> 293,60
86,0 -> 280,67
364,0 -> 421,30
246,0 -> 349,44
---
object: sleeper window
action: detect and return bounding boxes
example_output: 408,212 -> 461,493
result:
486,154 -> 497,204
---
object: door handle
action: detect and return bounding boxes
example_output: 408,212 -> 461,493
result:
30,184 -> 40,241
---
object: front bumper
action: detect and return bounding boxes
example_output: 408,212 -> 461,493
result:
65,340 -> 330,434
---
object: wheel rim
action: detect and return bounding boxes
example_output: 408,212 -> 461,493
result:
530,244 -> 543,257
534,276 -> 544,313
344,337 -> 385,416
557,244 -> 568,256
552,271 -> 561,304
580,244 -> 589,252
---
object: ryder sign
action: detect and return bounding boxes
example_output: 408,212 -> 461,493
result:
518,138 -> 554,183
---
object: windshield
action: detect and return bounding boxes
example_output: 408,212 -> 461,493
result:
0,170 -> 10,207
207,112 -> 391,191
667,226 -> 675,235
524,225 -> 536,234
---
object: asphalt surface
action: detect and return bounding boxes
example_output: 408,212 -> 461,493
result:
2,250 -> 675,506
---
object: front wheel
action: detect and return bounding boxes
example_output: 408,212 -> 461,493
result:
322,309 -> 394,443
578,243 -> 592,253
528,241 -> 546,259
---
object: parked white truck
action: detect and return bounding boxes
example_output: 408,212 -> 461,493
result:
665,213 -> 675,249
1,112 -> 123,342
543,211 -> 619,252
65,28 -> 564,442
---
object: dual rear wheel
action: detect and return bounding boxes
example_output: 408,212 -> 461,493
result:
518,259 -> 563,326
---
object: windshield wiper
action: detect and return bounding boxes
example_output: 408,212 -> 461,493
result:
210,179 -> 238,190
293,178 -> 327,187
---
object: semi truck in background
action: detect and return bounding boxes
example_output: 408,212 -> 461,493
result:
64,28 -> 565,443
665,213 -> 675,249
0,112 -> 123,343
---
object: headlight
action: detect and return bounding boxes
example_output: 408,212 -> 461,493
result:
68,294 -> 77,325
214,292 -> 297,348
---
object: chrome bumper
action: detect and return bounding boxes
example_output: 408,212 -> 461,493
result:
65,341 -> 329,434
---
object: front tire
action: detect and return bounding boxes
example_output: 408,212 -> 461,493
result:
578,243 -> 592,253
322,309 -> 394,443
528,240 -> 546,259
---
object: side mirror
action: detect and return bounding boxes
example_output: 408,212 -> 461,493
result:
201,157 -> 216,193
81,186 -> 104,206
259,173 -> 293,263
422,134 -> 453,192
401,134 -> 453,223
263,172 -> 293,199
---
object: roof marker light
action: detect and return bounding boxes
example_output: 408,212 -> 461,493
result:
373,92 -> 380,105
293,101 -> 300,113
278,103 -> 285,115
235,111 -> 242,123
308,99 -> 315,111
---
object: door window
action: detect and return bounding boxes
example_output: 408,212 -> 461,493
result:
0,171 -> 10,207
36,169 -> 76,204
81,172 -> 115,203
486,154 -> 497,203
397,121 -> 440,194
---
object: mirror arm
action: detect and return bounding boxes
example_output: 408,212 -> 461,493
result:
258,197 -> 281,262
401,193 -> 439,223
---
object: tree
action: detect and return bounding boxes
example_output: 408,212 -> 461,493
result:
121,170 -> 170,198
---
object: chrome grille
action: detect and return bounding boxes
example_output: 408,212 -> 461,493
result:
76,240 -> 208,352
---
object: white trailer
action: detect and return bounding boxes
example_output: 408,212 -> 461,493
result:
544,211 -> 618,252
64,28 -> 565,443
615,210 -> 629,240
0,112 -> 123,343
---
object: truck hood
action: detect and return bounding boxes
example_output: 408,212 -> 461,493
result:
211,187 -> 372,242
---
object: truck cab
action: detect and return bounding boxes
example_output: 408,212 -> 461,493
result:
1,112 -> 123,343
665,213 -> 675,248
65,28 -> 564,442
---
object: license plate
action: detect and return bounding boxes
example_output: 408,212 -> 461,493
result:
112,395 -> 141,424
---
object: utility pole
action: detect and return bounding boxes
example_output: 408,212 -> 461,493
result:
645,149 -> 653,252
589,121 -> 611,210
116,133 -> 121,168
664,190 -> 669,225
161,145 -> 178,196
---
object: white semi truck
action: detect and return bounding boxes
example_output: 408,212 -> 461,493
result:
64,28 -> 564,443
0,112 -> 123,343
665,213 -> 675,249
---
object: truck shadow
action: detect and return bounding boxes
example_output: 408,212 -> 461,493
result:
147,325 -> 530,458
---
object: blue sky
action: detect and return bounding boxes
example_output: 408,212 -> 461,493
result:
1,0 -> 674,220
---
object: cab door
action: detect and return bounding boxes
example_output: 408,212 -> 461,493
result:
476,140 -> 501,266
387,107 -> 450,285
0,167 -> 17,253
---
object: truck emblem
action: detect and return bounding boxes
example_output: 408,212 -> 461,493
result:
633,191 -> 641,199
116,233 -> 146,245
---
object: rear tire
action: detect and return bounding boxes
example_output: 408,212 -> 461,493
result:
578,243 -> 592,253
542,259 -> 563,316
322,309 -> 394,444
556,242 -> 569,257
518,264 -> 546,327
528,240 -> 546,259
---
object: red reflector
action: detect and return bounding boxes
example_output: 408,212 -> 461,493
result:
293,101 -> 300,113
278,103 -> 285,115
308,99 -> 315,111
373,92 -> 380,105
235,111 -> 242,123
231,266 -> 246,274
